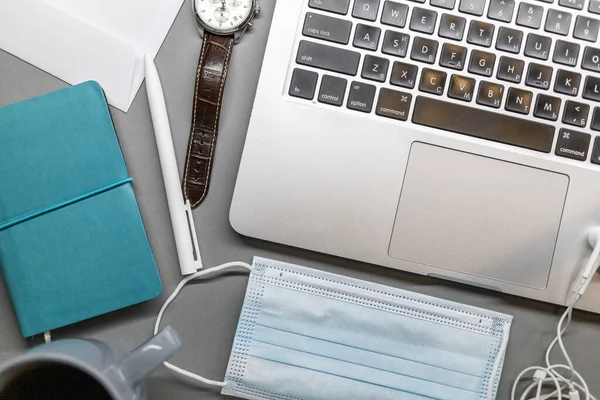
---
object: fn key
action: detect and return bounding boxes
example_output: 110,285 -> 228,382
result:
289,68 -> 318,100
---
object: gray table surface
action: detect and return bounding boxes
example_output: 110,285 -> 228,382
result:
1,1 -> 600,398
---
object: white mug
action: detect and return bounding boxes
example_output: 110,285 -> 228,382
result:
0,327 -> 181,400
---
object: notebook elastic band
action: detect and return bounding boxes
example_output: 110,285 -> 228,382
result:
0,177 -> 134,232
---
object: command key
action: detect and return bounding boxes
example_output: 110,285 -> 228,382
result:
556,128 -> 590,161
376,88 -> 412,121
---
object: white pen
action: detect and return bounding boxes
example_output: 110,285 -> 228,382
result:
144,55 -> 203,276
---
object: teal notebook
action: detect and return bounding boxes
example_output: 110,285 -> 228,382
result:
0,81 -> 162,337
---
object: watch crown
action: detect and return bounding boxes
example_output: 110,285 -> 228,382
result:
255,5 -> 261,15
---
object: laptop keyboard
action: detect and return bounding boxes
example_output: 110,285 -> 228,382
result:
288,0 -> 600,162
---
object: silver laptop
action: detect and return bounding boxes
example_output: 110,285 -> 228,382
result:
231,0 -> 600,313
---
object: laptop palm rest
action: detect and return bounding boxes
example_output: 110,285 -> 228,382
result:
389,142 -> 569,289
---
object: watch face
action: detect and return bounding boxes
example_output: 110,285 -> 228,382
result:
195,0 -> 254,33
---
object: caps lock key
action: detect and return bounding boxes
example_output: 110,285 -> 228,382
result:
303,13 -> 353,44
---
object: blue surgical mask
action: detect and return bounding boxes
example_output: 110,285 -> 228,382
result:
155,257 -> 512,400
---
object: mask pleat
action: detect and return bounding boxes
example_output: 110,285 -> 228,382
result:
222,260 -> 512,400
227,356 -> 480,400
258,280 -> 497,378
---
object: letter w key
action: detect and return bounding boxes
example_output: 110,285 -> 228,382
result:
382,1 -> 410,27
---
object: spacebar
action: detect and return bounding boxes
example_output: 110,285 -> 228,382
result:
412,96 -> 555,153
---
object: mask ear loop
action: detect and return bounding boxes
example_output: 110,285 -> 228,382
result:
154,261 -> 253,388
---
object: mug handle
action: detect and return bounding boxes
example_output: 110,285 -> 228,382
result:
119,326 -> 181,385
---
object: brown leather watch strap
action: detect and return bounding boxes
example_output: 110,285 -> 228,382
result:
182,33 -> 234,208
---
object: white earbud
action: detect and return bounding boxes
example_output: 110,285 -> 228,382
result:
572,228 -> 600,303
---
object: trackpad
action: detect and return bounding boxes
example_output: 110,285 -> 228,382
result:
389,143 -> 568,289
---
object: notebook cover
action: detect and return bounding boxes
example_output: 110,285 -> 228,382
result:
0,81 -> 162,337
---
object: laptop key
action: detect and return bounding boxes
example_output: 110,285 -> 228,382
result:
563,100 -> 589,127
582,46 -> 600,73
448,74 -> 476,101
590,0 -> 600,14
553,40 -> 580,66
391,62 -> 419,88
382,31 -> 411,57
554,69 -> 581,96
439,43 -> 467,70
376,88 -> 413,120
556,128 -> 590,161
303,13 -> 353,44
558,0 -> 584,10
592,137 -> 600,164
496,27 -> 523,53
431,0 -> 456,10
439,14 -> 467,40
289,68 -> 319,100
488,0 -> 515,22
309,0 -> 352,15
497,56 -> 524,83
468,50 -> 496,77
516,3 -> 544,28
574,16 -> 600,42
525,63 -> 553,90
583,76 -> 600,101
545,9 -> 572,35
593,108 -> 600,131
419,68 -> 447,94
411,37 -> 439,64
524,33 -> 551,60
410,8 -> 438,34
353,24 -> 382,50
412,96 -> 555,152
347,81 -> 377,112
381,1 -> 410,27
459,0 -> 486,16
353,0 -> 381,21
476,81 -> 504,108
467,20 -> 495,47
534,94 -> 561,121
296,40 -> 361,76
506,87 -> 533,114
318,75 -> 347,106
362,55 -> 390,82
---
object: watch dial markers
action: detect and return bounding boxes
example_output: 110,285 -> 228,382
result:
215,7 -> 230,23
196,0 -> 253,32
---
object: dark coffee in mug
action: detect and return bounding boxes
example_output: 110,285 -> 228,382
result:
0,361 -> 112,400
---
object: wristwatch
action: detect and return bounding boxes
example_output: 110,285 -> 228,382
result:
184,0 -> 260,208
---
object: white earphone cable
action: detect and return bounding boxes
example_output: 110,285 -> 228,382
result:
511,229 -> 600,400
154,261 -> 253,388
